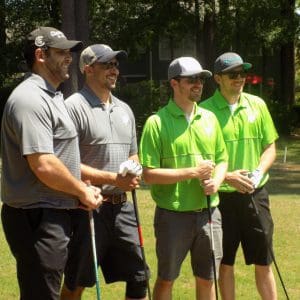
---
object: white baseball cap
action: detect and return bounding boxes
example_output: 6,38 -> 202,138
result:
168,57 -> 212,80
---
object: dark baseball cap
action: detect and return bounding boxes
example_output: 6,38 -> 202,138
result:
79,44 -> 127,73
214,52 -> 252,74
27,26 -> 83,52
168,57 -> 212,80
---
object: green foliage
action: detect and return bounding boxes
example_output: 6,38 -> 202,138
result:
115,80 -> 164,140
1,0 -> 61,87
216,0 -> 299,53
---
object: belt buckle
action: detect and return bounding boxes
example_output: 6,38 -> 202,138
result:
110,194 -> 126,204
111,194 -> 119,204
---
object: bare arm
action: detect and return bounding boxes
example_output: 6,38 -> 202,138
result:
143,160 -> 214,185
80,153 -> 141,191
27,153 -> 101,209
202,162 -> 228,195
256,142 -> 276,173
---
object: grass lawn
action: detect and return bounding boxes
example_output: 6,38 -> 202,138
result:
0,136 -> 299,299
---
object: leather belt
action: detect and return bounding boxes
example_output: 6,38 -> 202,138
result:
102,193 -> 127,205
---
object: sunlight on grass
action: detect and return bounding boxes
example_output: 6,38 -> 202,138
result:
0,137 -> 299,299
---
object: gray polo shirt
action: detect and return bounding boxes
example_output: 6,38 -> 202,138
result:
66,85 -> 137,194
1,73 -> 80,209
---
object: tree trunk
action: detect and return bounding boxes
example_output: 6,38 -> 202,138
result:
202,0 -> 216,99
75,0 -> 89,89
0,0 -> 6,86
195,0 -> 204,63
280,0 -> 295,106
60,0 -> 77,97
280,42 -> 295,107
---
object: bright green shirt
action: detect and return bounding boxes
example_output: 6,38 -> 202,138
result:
200,90 -> 278,192
139,99 -> 228,211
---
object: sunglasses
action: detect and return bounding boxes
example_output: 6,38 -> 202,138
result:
100,61 -> 119,70
222,71 -> 247,79
175,75 -> 206,84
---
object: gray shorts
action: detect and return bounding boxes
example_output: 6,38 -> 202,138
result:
154,206 -> 222,281
64,201 -> 149,290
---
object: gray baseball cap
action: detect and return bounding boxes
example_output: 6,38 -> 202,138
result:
214,52 -> 252,74
79,44 -> 127,73
27,27 -> 83,52
168,57 -> 212,80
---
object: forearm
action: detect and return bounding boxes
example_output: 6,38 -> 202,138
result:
27,153 -> 86,198
143,167 -> 199,185
213,162 -> 228,187
256,143 -> 276,173
81,163 -> 117,186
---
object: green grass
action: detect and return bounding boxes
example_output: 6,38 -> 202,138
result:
0,137 -> 299,299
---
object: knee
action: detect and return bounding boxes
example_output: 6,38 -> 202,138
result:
220,264 -> 234,275
155,277 -> 174,289
60,283 -> 85,300
126,280 -> 147,299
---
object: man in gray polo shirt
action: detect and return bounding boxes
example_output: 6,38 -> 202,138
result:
1,27 -> 102,300
60,44 -> 149,300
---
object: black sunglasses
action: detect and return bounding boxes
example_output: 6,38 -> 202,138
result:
222,71 -> 248,79
175,75 -> 206,84
100,61 -> 119,70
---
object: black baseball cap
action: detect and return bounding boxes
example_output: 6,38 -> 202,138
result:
27,26 -> 83,52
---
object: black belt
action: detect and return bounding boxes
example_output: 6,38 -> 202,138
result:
102,193 -> 127,205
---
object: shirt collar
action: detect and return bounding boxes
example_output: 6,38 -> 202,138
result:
166,98 -> 202,119
211,89 -> 248,110
80,85 -> 118,108
26,72 -> 57,95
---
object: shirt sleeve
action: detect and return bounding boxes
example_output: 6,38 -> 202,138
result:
139,115 -> 162,168
11,92 -> 54,155
260,101 -> 279,147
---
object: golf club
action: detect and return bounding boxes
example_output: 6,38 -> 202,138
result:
89,210 -> 101,300
206,195 -> 219,300
131,189 -> 152,300
250,194 -> 290,300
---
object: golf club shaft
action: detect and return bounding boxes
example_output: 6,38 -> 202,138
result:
89,210 -> 101,300
132,190 -> 152,300
206,195 -> 219,300
250,195 -> 289,299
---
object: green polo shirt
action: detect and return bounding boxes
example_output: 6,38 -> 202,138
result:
200,89 -> 278,192
139,99 -> 228,211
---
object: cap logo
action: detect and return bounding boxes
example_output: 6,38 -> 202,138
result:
223,58 -> 242,65
50,30 -> 66,39
35,36 -> 45,47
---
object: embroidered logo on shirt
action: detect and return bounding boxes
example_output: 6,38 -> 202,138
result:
121,115 -> 130,125
204,125 -> 213,136
247,111 -> 257,123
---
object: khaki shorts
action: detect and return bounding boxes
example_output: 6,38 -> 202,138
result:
154,206 -> 223,281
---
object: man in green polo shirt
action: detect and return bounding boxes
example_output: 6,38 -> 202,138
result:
200,52 -> 278,300
139,57 -> 228,300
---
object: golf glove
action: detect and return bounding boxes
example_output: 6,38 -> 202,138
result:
249,168 -> 263,188
119,160 -> 143,177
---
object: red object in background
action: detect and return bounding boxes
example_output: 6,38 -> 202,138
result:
246,74 -> 263,85
267,77 -> 275,87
